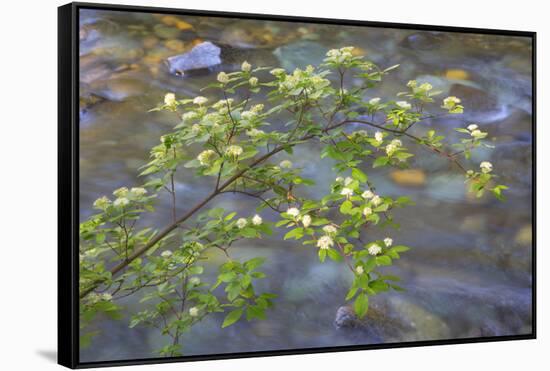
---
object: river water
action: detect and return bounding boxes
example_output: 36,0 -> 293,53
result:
78,8 -> 533,362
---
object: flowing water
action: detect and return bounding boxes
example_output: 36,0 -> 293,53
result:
78,8 -> 533,362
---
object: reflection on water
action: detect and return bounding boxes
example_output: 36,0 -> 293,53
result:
79,8 -> 533,362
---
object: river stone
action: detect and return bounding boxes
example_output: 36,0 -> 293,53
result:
273,41 -> 327,71
449,83 -> 498,112
389,169 -> 427,187
166,41 -> 222,75
400,32 -> 451,50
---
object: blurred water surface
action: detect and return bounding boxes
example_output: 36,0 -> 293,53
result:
79,9 -> 533,362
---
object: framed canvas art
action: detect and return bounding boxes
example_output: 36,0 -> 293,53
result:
58,2 -> 536,368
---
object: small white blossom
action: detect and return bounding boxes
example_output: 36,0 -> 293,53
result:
217,71 -> 229,84
249,77 -> 258,86
375,131 -> 384,143
407,80 -> 417,88
385,143 -> 398,155
241,61 -> 252,72
363,207 -> 372,216
335,176 -> 344,183
444,96 -> 461,106
161,250 -> 172,258
371,195 -> 382,206
369,97 -> 381,105
236,218 -> 248,229
280,160 -> 293,169
317,235 -> 334,250
470,129 -> 486,139
164,93 -> 176,105
391,139 -> 402,147
197,149 -> 216,166
287,207 -> 300,218
270,68 -> 286,76
396,101 -> 412,110
131,187 -> 147,197
246,128 -> 265,137
419,82 -> 433,91
102,293 -> 112,301
182,111 -> 198,122
189,307 -> 199,317
340,187 -> 354,197
225,145 -> 243,157
344,177 -> 353,186
193,96 -> 208,105
302,214 -> 312,228
113,187 -> 129,198
368,244 -> 382,256
240,111 -> 255,120
355,266 -> 364,275
323,225 -> 338,235
467,124 -> 478,131
384,237 -> 393,247
114,197 -> 129,207
252,214 -> 263,225
480,161 -> 493,173
362,190 -> 374,199
251,104 -> 264,113
93,196 -> 111,210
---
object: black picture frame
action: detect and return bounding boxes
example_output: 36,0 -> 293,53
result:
58,2 -> 537,368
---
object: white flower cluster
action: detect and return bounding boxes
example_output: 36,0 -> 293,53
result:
236,218 -> 247,229
396,101 -> 412,110
164,93 -> 176,105
340,187 -> 354,197
369,97 -> 381,105
241,61 -> 251,72
93,196 -> 111,210
279,160 -> 293,169
317,235 -> 334,250
302,214 -> 312,228
323,225 -> 338,235
225,145 -> 243,158
368,243 -> 382,256
193,96 -> 208,105
249,77 -> 259,87
252,214 -> 263,225
189,306 -> 199,317
217,72 -> 229,84
197,149 -> 216,166
246,128 -> 265,137
287,207 -> 300,218
325,46 -> 355,64
442,96 -> 463,113
480,161 -> 493,173
182,111 -> 199,122
385,138 -> 402,156
375,131 -> 384,143
466,124 -> 487,139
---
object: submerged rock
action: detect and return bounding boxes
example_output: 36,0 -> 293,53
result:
273,41 -> 327,71
389,169 -> 427,187
400,32 -> 451,50
166,41 -> 222,75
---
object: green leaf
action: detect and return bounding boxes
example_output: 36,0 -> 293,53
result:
351,168 -> 368,183
340,200 -> 353,214
284,228 -> 303,240
376,255 -> 392,266
327,248 -> 343,262
318,248 -> 327,262
354,293 -> 369,318
373,156 -> 389,168
222,308 -> 244,328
